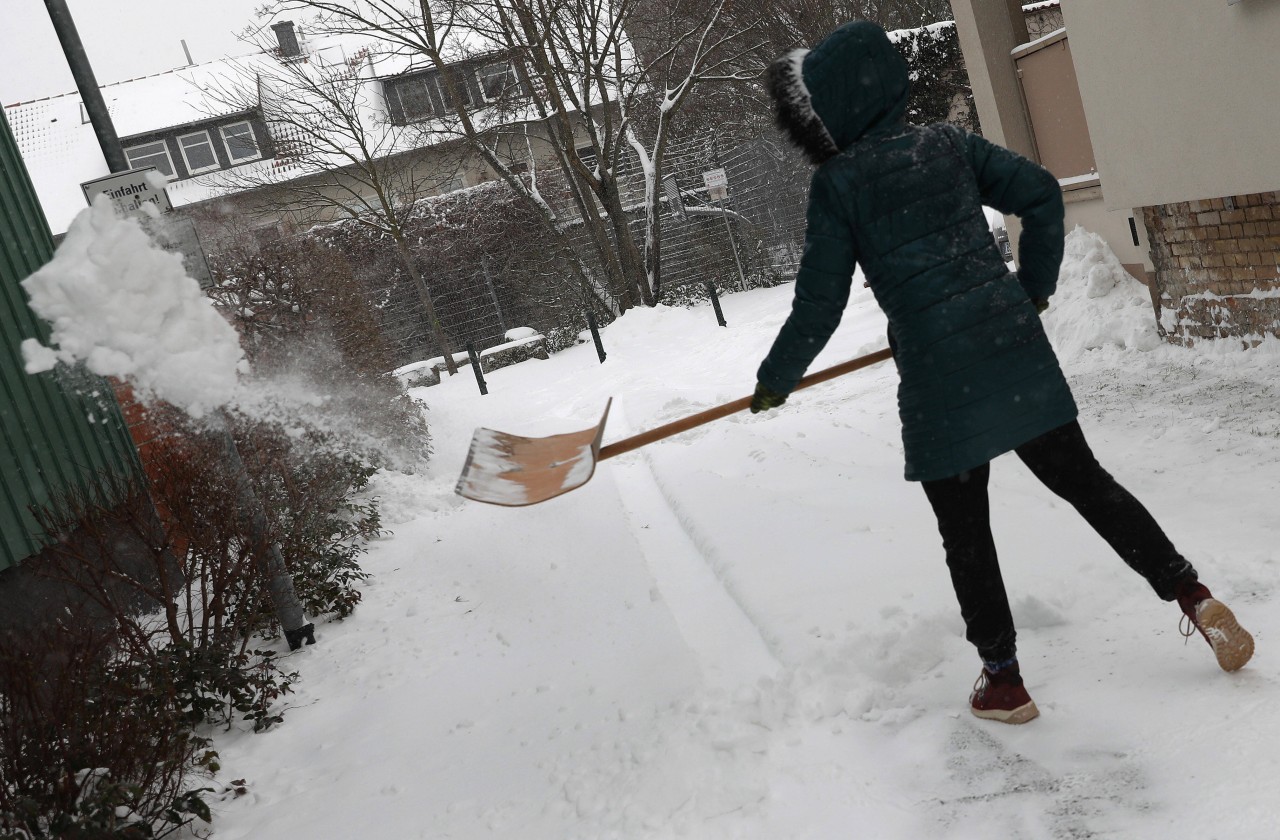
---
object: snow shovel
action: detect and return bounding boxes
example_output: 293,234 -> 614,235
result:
455,346 -> 894,506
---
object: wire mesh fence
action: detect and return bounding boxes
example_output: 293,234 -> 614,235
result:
347,130 -> 814,369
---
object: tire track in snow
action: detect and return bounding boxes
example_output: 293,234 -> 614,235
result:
605,403 -> 782,688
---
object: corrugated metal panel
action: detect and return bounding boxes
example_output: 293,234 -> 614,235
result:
1,109 -> 141,572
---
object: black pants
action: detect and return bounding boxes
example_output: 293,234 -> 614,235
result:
920,421 -> 1196,664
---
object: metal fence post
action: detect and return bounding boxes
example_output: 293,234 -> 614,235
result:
585,312 -> 607,363
465,343 -> 488,395
719,201 -> 749,292
705,281 -> 727,327
211,411 -> 315,649
481,257 -> 507,335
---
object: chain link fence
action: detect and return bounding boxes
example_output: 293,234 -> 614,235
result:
348,130 -> 813,369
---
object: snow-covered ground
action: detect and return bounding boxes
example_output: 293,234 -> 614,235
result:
207,229 -> 1279,840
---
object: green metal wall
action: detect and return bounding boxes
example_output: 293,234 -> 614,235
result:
1,109 -> 141,572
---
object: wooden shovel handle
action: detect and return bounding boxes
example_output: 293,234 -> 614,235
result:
597,346 -> 893,462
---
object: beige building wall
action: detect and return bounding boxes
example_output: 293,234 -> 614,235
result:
951,0 -> 1035,158
1012,28 -> 1151,276
1062,184 -> 1152,275
1013,31 -> 1093,183
1060,0 -> 1280,211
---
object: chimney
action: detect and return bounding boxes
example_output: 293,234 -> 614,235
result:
271,21 -> 301,59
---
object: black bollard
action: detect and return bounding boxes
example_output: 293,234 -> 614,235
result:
586,312 -> 607,363
465,343 -> 488,395
706,281 -> 727,327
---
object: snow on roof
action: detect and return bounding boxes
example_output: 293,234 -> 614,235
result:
1022,1 -> 1062,11
5,97 -> 109,235
4,52 -> 278,233
3,17 -> 496,232
5,15 -> 606,235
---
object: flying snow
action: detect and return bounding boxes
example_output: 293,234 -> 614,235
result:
20,196 -> 245,418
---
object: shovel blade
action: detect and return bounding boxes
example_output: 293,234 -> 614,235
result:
455,400 -> 611,506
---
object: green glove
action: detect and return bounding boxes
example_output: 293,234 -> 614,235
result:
1032,298 -> 1050,314
750,382 -> 788,414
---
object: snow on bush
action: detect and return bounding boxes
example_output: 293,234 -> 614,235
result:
20,197 -> 245,417
1042,225 -> 1162,358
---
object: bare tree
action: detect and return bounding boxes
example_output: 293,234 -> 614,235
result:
253,0 -> 626,312
508,0 -> 769,301
256,0 -> 770,307
204,37 -> 470,371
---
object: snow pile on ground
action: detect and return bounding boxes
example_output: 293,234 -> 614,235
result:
20,197 -> 245,417
1040,225 -> 1163,357
206,227 -> 1278,840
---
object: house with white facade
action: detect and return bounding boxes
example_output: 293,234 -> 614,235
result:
5,20 -> 582,240
953,0 -> 1280,342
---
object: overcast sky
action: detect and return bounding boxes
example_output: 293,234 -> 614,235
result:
2,0 -> 275,105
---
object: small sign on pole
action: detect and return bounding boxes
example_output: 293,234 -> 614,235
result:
702,168 -> 728,202
80,167 -> 213,289
701,167 -> 748,291
81,167 -> 173,216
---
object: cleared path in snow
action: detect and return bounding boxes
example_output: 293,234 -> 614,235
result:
208,268 -> 1279,840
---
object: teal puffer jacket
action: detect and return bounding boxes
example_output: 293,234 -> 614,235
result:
757,21 -> 1078,482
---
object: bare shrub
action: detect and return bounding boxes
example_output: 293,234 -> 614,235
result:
207,234 -> 432,470
29,469 -> 297,734
0,611 -> 215,839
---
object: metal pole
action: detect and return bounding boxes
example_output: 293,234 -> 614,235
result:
42,2 -> 316,647
43,0 -> 128,173
705,281 -> 727,328
585,312 -> 607,363
480,258 -> 507,334
211,412 -> 314,650
720,201 -> 749,293
466,343 -> 488,395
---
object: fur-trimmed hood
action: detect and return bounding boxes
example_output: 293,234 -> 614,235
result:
767,21 -> 911,165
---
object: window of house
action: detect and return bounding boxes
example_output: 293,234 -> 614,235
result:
435,70 -> 478,111
476,61 -> 520,103
123,140 -> 175,179
177,130 -> 219,174
576,146 -> 598,171
394,75 -> 440,122
220,121 -> 260,163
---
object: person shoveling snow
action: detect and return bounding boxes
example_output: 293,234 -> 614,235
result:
750,21 -> 1254,724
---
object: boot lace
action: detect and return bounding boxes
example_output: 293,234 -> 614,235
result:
1179,613 -> 1196,644
971,671 -> 990,703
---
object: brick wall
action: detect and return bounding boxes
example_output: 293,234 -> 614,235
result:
1140,190 -> 1280,343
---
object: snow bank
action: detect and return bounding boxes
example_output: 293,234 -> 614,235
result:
504,326 -> 538,341
20,197 -> 245,418
1041,226 -> 1162,358
207,231 -> 1280,840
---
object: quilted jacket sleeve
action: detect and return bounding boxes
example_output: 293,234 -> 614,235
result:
757,168 -> 858,396
960,129 -> 1065,302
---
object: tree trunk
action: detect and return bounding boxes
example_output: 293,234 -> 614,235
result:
643,155 -> 665,304
393,233 -> 456,375
597,173 -> 654,307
